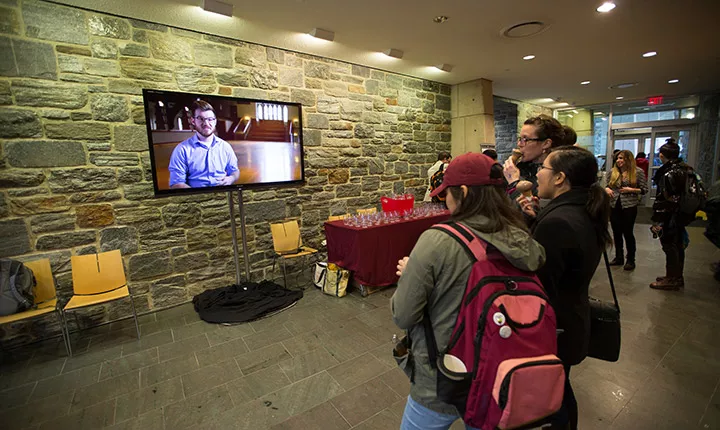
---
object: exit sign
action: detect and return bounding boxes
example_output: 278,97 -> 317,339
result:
647,96 -> 664,106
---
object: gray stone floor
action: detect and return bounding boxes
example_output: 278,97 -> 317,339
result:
0,225 -> 719,430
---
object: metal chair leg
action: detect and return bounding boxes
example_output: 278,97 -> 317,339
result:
281,257 -> 288,288
61,310 -> 73,357
129,296 -> 141,340
56,310 -> 70,357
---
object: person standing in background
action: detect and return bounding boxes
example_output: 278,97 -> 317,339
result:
424,152 -> 452,202
635,152 -> 650,177
482,148 -> 498,161
563,125 -> 577,146
605,150 -> 648,271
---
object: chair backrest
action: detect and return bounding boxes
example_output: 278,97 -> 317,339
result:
270,220 -> 303,254
22,259 -> 56,304
71,250 -> 127,295
357,208 -> 377,215
328,214 -> 350,222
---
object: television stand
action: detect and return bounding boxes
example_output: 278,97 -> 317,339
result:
227,189 -> 251,284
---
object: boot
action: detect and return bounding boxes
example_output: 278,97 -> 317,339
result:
656,276 -> 667,282
624,261 -> 636,271
609,256 -> 624,266
650,277 -> 684,290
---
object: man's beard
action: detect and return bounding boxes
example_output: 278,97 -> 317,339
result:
197,127 -> 215,138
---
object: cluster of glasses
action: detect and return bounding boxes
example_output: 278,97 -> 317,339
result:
343,203 -> 447,228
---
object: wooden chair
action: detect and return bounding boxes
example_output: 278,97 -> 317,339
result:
270,220 -> 319,288
63,250 -> 139,356
356,208 -> 377,215
328,214 -> 350,222
0,259 -> 70,356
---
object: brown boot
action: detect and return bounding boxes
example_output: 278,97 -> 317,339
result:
650,277 -> 684,290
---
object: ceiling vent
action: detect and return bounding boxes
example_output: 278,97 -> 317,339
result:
502,21 -> 549,38
608,82 -> 639,90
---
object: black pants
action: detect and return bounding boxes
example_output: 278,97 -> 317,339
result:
549,365 -> 578,430
610,201 -> 638,262
660,225 -> 686,278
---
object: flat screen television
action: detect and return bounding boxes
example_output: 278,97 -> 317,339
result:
142,89 -> 304,197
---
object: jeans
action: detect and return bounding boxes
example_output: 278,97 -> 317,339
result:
400,396 -> 480,430
660,225 -> 686,278
550,365 -> 578,430
610,201 -> 638,262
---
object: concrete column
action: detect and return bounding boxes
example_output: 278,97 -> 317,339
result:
450,79 -> 495,156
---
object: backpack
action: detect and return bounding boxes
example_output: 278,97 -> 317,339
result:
679,168 -> 707,220
0,259 -> 36,316
425,223 -> 564,429
430,164 -> 446,203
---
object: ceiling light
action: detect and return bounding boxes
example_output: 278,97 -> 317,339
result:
435,63 -> 453,72
572,110 -> 579,114
433,16 -> 449,23
523,55 -> 535,61
616,96 -> 624,100
567,114 -> 574,118
668,79 -> 679,84
594,112 -> 604,115
581,81 -> 591,85
642,51 -> 657,58
686,112 -> 696,119
383,48 -> 404,59
596,2 -> 616,13
202,0 -> 233,17
309,28 -> 335,42
602,118 -> 608,121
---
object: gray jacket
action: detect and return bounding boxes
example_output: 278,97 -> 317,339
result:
605,167 -> 648,209
390,214 -> 546,415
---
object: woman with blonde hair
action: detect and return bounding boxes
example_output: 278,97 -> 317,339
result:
605,149 -> 648,270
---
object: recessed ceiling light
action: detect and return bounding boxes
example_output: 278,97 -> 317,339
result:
433,15 -> 449,23
581,81 -> 591,85
383,48 -> 404,59
668,79 -> 679,84
594,112 -> 604,115
523,55 -> 536,61
572,110 -> 579,114
435,63 -> 453,72
596,2 -> 616,13
202,0 -> 233,17
642,51 -> 657,58
309,28 -> 335,42
616,96 -> 624,100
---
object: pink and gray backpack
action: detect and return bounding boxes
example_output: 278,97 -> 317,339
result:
425,222 -> 565,429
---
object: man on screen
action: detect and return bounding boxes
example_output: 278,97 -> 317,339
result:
168,100 -> 240,188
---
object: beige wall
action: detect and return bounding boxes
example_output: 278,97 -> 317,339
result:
451,79 -> 495,156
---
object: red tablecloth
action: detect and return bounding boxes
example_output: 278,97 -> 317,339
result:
324,212 -> 451,287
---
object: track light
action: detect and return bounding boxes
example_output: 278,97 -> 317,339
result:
435,64 -> 453,72
383,48 -> 404,59
309,28 -> 335,42
202,0 -> 233,17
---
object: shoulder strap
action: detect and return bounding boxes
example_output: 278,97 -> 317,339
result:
602,251 -> 620,312
431,222 -> 487,262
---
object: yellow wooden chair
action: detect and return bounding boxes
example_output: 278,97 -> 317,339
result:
270,220 -> 319,288
0,259 -> 70,356
328,214 -> 350,222
356,208 -> 377,215
63,250 -> 139,356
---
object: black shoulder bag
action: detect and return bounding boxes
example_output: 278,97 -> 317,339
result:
587,251 -> 621,362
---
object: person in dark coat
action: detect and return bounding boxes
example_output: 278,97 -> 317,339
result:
518,146 -> 612,430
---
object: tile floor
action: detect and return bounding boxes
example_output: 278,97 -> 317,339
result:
0,225 -> 719,430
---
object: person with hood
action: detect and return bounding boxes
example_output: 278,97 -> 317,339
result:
424,152 -> 452,202
392,152 -> 546,430
518,146 -> 611,430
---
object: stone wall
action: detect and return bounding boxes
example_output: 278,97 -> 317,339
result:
696,93 -> 720,183
0,0 -> 451,347
493,97 -> 518,161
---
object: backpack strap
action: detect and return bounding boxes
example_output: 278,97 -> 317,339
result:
431,222 -> 488,262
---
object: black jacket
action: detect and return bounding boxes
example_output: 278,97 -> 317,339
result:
652,159 -> 691,226
531,190 -> 603,365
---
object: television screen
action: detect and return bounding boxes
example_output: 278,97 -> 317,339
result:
142,89 -> 304,197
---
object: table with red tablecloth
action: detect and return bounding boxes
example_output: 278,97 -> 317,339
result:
324,212 -> 451,288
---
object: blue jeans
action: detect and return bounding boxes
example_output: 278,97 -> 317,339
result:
400,396 -> 480,430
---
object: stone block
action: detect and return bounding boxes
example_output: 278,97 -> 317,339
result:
128,251 -> 172,281
0,194 -> 7,218
323,81 -> 347,98
340,100 -> 363,121
0,108 -> 41,138
234,47 -> 265,67
290,89 -> 315,107
162,203 -> 202,228
88,15 -> 131,39
91,94 -> 129,122
119,57 -> 175,82
266,47 -> 284,64
9,195 -> 70,215
89,152 -> 139,167
118,167 -> 143,184
23,0 -> 88,44
76,204 -> 115,228
336,184 -> 362,198
69,190 -> 122,204
5,141 -> 86,167
12,79 -> 88,109
148,33 -> 192,62
0,170 -> 45,188
114,125 -> 149,151
36,231 -> 96,251
175,66 -> 216,93
0,36 -> 15,76
0,6 -> 20,35
100,226 -> 139,255
305,62 -> 330,79
278,68 -> 303,88
56,45 -> 91,56
123,183 -> 154,200
70,112 -> 93,121
306,113 -> 329,129
193,43 -> 232,68
173,252 -> 209,272
435,95 -> 451,111
83,58 -> 120,77
0,218 -> 31,258
91,40 -> 118,59
328,169 -> 350,184
244,199 -> 286,224
114,207 -> 162,233
30,213 -> 76,234
48,168 -> 118,193
216,70 -> 249,87
139,229 -> 186,250
354,123 -> 375,139
119,43 -> 150,58
186,228 -> 218,251
151,276 -> 188,308
250,69 -> 278,90
9,38 -> 57,80
45,122 -> 110,141
129,19 -> 168,32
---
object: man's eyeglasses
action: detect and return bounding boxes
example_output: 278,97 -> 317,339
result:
194,116 -> 217,124
517,137 -> 544,144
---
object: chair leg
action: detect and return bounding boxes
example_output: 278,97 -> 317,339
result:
129,296 -> 141,340
62,310 -> 73,357
56,310 -> 70,357
281,258 -> 288,289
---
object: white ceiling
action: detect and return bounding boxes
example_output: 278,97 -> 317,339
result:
55,0 -> 720,107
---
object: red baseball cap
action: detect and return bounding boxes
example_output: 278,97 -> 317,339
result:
430,152 -> 505,197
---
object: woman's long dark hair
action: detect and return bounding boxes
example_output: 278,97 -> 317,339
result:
447,164 -> 528,234
548,146 -> 612,248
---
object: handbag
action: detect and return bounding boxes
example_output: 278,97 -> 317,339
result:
322,263 -> 350,297
313,262 -> 327,289
587,251 -> 621,362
